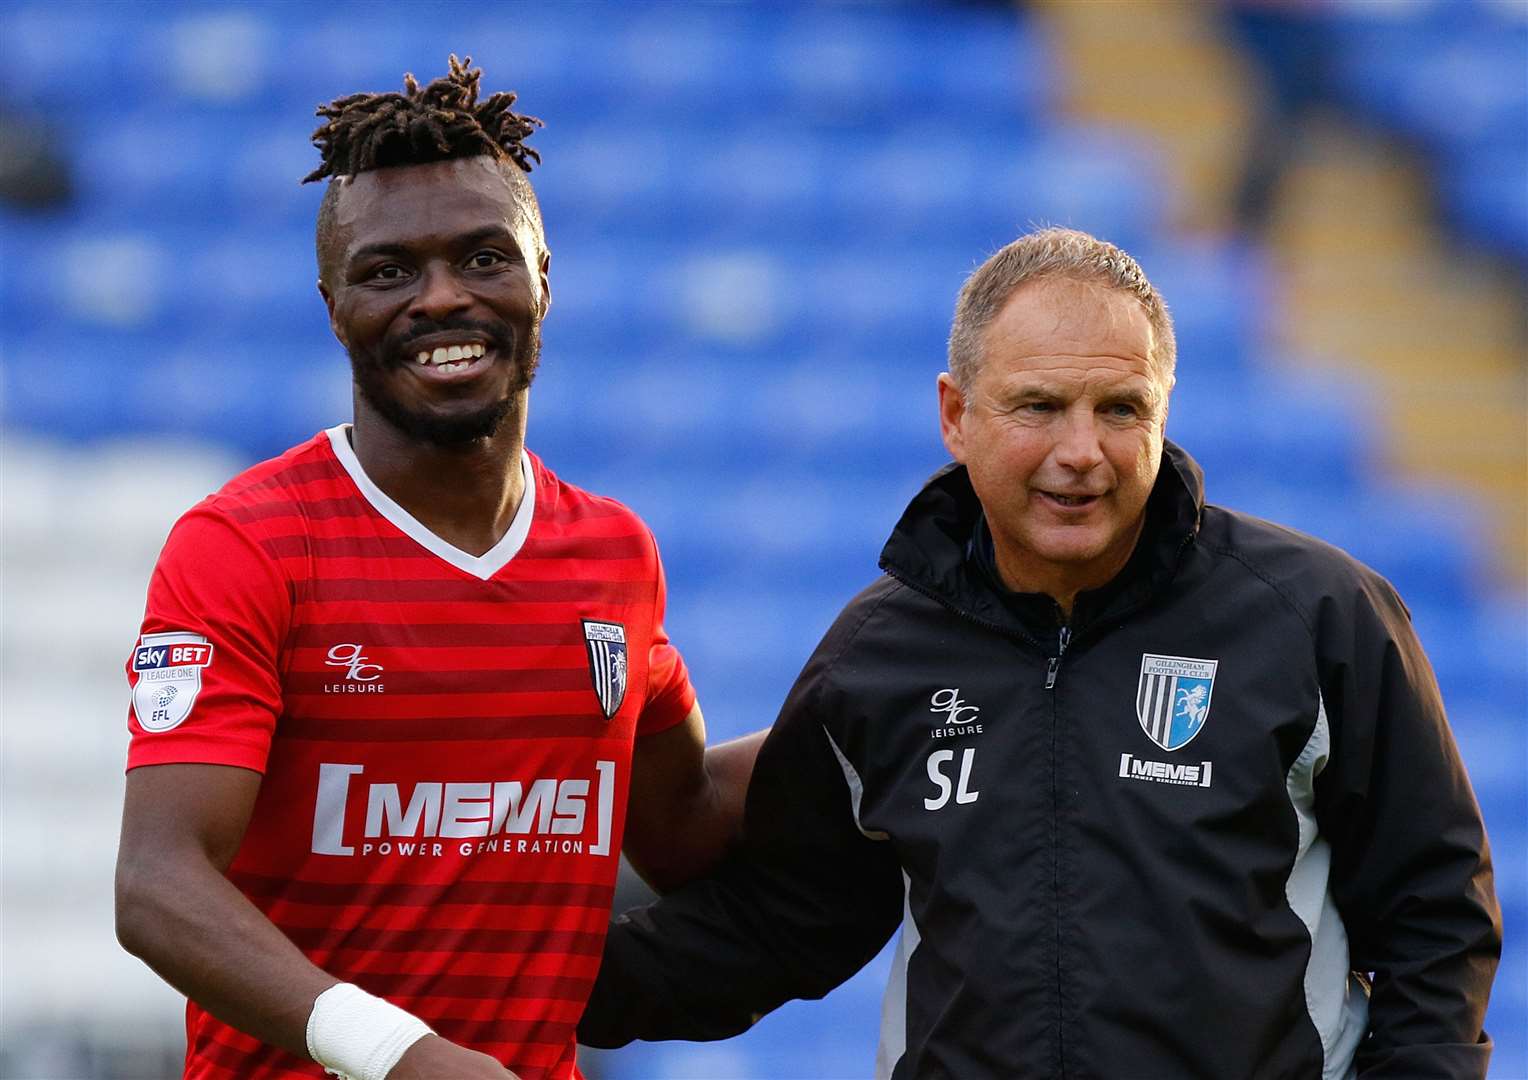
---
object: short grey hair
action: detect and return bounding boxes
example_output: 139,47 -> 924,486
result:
947,227 -> 1176,391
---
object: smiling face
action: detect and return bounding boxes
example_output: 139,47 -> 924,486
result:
318,155 -> 550,447
938,276 -> 1169,601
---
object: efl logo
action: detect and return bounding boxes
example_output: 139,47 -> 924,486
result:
131,631 -> 214,732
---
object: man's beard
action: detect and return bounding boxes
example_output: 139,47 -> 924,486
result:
349,319 -> 541,447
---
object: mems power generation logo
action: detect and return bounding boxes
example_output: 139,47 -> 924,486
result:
310,761 -> 617,861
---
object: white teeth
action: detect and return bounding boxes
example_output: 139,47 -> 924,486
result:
416,343 -> 486,368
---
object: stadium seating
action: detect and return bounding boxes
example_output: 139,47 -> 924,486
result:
1324,1 -> 1528,264
0,0 -> 1522,1076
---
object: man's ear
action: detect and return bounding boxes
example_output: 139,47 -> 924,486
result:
317,280 -> 347,348
537,249 -> 552,319
937,372 -> 968,463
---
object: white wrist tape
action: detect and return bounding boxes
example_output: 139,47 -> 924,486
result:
305,982 -> 433,1080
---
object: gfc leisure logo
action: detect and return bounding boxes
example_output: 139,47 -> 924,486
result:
324,643 -> 385,694
925,688 -> 981,810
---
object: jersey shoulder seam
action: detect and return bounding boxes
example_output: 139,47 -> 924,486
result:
817,577 -> 906,696
1197,538 -> 1317,643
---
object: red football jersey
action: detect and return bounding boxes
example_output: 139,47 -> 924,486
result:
125,427 -> 696,1080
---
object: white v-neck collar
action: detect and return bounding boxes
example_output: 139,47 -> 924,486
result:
325,424 -> 536,581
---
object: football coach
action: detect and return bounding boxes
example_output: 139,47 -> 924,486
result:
578,227 -> 1502,1079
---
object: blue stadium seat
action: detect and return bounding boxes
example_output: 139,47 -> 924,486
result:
64,110 -> 317,229
6,223 -> 327,341
1439,147 -> 1528,262
1324,2 -> 1528,263
1134,240 -> 1270,372
1168,368 -> 1376,495
1,3 -> 154,109
1412,599 -> 1528,715
3,332 -> 346,457
1214,484 -> 1487,611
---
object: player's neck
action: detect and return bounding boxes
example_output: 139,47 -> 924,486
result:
348,400 -> 529,558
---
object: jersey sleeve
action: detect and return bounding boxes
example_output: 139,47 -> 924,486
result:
636,538 -> 696,736
580,618 -> 903,1047
1314,571 -> 1501,1078
125,503 -> 291,773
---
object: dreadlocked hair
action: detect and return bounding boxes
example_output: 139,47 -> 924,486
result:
304,54 -> 542,183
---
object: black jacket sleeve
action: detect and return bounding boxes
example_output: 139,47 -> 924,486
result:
1314,572 -> 1502,1079
579,640 -> 904,1047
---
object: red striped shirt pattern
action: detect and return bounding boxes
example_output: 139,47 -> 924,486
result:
128,429 -> 695,1079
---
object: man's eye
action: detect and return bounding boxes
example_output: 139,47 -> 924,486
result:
1025,401 -> 1054,413
371,265 -> 406,281
468,251 -> 505,268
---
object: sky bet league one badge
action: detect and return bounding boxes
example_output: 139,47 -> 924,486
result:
132,632 -> 215,732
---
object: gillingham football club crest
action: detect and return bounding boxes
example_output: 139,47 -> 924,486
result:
582,620 -> 628,720
1136,653 -> 1218,752
131,631 -> 215,732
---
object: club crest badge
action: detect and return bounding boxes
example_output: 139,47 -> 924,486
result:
1136,654 -> 1218,752
132,631 -> 215,732
582,620 -> 628,720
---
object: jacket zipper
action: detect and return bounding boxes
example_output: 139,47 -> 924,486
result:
884,531 -> 1193,1078
1044,625 -> 1071,690
1047,623 -> 1069,1076
888,565 -> 1072,1074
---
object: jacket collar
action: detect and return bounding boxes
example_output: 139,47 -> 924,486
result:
878,440 -> 1205,643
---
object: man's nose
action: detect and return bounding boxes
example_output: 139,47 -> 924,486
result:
1052,408 -> 1106,471
407,262 -> 472,321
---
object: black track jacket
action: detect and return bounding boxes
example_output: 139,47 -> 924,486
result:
581,442 -> 1501,1079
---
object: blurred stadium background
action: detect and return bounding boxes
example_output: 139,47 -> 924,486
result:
1,0 -> 1523,1077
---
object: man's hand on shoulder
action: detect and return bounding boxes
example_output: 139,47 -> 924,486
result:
386,1034 -> 519,1079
